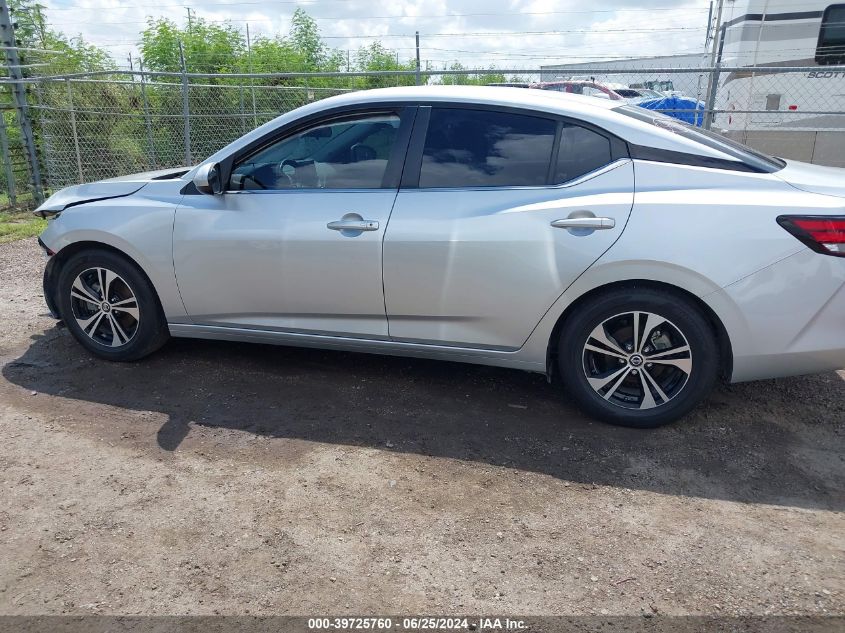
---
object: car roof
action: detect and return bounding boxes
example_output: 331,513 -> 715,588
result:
322,84 -> 622,112
535,80 -> 600,86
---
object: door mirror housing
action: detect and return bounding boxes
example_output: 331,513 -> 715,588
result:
193,162 -> 223,195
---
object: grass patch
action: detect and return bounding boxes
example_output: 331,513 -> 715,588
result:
0,210 -> 46,244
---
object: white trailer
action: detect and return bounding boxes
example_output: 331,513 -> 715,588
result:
714,0 -> 845,165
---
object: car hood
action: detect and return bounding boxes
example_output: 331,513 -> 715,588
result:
33,167 -> 189,216
774,159 -> 845,199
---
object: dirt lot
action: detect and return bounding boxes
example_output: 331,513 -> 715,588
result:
0,237 -> 843,617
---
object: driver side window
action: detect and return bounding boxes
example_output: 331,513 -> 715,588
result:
230,113 -> 400,191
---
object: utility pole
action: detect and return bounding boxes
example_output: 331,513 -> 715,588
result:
703,0 -> 725,130
415,31 -> 421,85
704,1 -> 714,48
186,7 -> 193,33
0,0 -> 43,202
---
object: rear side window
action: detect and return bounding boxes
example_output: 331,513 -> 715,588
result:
555,124 -> 613,183
817,5 -> 845,65
419,108 -> 556,188
614,105 -> 785,173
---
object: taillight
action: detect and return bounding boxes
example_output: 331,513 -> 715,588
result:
777,215 -> 845,257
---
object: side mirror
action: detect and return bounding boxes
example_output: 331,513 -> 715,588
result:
193,162 -> 223,195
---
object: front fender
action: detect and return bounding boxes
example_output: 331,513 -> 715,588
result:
39,191 -> 187,321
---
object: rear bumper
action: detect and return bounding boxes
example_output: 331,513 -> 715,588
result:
706,248 -> 845,383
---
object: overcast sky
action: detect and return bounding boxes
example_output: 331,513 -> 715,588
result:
40,0 -> 716,69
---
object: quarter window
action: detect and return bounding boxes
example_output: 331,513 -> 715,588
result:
419,108 -> 556,188
817,5 -> 845,65
230,113 -> 400,190
555,125 -> 613,183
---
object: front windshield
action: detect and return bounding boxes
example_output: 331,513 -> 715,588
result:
614,104 -> 785,173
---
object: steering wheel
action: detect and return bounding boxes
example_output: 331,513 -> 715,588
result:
280,159 -> 303,188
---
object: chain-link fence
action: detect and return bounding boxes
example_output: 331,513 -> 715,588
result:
0,102 -> 38,208
1,66 -> 844,204
33,76 -> 352,191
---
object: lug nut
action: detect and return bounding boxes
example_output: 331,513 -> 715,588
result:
631,369 -> 639,375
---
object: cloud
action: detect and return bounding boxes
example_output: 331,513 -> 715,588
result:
40,0 -> 712,70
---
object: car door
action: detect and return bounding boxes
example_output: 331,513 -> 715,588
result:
173,107 -> 414,338
383,105 -> 634,350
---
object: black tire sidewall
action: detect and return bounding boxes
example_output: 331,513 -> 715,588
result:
558,288 -> 718,428
56,249 -> 167,361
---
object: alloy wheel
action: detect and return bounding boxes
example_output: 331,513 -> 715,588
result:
69,267 -> 140,348
582,311 -> 692,410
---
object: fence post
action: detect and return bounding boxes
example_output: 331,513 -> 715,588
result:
415,31 -> 421,86
178,40 -> 192,165
239,84 -> 246,134
65,79 -> 83,184
246,23 -> 257,127
703,0 -> 725,130
0,108 -> 16,207
0,0 -> 44,203
33,82 -> 47,190
703,64 -> 722,131
138,59 -> 157,170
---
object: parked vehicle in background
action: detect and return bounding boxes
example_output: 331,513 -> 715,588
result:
531,80 -> 626,100
486,82 -> 530,88
613,87 -> 652,101
633,84 -> 689,100
33,86 -> 845,429
633,88 -> 667,99
532,81 -> 657,104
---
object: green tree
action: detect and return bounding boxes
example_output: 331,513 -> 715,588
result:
353,42 -> 417,88
439,62 -> 505,86
141,17 -> 245,74
8,0 -> 114,75
4,0 -> 117,196
288,8 -> 343,72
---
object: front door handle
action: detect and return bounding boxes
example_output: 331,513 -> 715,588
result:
327,219 -> 379,232
551,217 -> 615,230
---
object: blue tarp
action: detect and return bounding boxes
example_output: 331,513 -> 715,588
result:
635,96 -> 705,127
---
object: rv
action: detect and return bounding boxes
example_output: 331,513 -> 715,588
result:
715,0 -> 845,165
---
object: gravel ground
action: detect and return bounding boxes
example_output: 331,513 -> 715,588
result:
0,237 -> 843,617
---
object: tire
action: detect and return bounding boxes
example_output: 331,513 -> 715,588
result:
557,287 -> 719,428
56,249 -> 169,361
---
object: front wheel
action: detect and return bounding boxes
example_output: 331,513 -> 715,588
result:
558,288 -> 719,428
56,249 -> 169,361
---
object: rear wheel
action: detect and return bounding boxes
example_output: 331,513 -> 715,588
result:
56,249 -> 169,361
558,288 -> 719,428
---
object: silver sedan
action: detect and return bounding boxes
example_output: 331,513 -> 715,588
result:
34,86 -> 845,428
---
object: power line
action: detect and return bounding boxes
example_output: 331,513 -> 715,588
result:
41,2 -> 713,14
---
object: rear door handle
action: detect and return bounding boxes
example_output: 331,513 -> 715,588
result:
551,217 -> 615,230
327,219 -> 379,231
